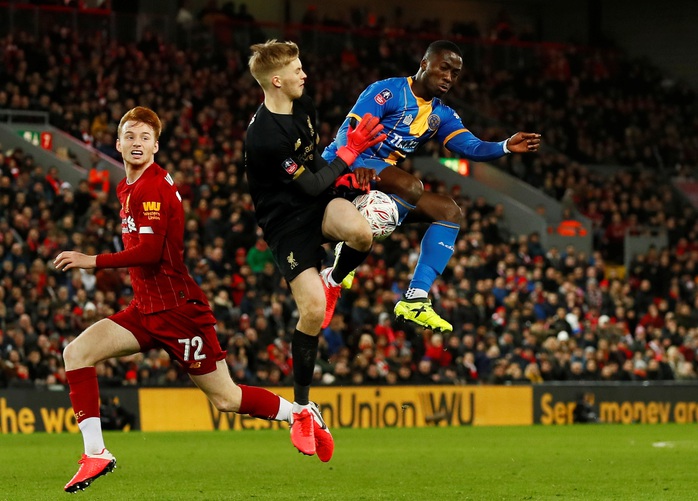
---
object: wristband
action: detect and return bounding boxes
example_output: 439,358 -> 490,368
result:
503,134 -> 516,154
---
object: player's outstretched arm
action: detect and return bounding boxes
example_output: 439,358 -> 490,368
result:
505,132 -> 542,153
54,234 -> 165,271
287,113 -> 384,197
291,155 -> 352,196
293,160 -> 380,198
53,251 -> 97,271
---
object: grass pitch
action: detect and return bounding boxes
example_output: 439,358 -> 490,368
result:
1,424 -> 695,500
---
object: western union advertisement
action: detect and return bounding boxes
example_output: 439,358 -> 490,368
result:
139,385 -> 532,431
0,386 -> 531,433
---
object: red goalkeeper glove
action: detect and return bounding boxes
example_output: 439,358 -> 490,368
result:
336,113 -> 386,166
332,172 -> 369,199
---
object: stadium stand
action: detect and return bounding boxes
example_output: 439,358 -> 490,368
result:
1,5 -> 697,390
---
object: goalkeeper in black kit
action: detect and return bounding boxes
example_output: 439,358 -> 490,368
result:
244,39 -> 386,461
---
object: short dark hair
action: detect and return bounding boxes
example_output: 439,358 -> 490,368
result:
424,40 -> 462,59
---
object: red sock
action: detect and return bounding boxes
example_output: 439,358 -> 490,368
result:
66,367 -> 100,423
238,385 -> 281,420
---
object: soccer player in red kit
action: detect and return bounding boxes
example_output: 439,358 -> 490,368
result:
54,106 -> 294,493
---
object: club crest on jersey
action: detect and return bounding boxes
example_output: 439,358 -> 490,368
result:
123,193 -> 131,214
306,116 -> 314,137
294,138 -> 301,150
427,113 -> 441,131
282,158 -> 299,175
374,89 -> 393,105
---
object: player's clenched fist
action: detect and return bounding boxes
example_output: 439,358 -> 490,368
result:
53,251 -> 97,271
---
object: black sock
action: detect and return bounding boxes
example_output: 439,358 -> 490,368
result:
331,244 -> 370,284
291,329 -> 319,405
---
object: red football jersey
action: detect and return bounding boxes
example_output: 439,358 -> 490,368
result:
115,163 -> 207,313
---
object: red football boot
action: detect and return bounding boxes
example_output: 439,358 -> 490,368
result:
64,449 -> 116,493
290,403 -> 316,456
310,402 -> 334,462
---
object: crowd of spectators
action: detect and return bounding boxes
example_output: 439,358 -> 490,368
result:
455,48 -> 698,174
295,5 -> 536,44
1,18 -> 698,391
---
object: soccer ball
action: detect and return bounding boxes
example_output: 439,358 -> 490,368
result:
352,190 -> 399,240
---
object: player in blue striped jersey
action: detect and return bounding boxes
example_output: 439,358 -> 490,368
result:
323,40 -> 541,333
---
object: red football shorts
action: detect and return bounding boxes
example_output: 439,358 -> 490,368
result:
110,301 -> 226,375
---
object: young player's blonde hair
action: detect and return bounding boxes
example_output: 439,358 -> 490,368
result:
117,106 -> 162,140
248,39 -> 299,89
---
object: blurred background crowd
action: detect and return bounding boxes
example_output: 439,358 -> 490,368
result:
1,1 -> 697,390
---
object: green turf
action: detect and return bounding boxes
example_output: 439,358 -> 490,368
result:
1,424 -> 695,500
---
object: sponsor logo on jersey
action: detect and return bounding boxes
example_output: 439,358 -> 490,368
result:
143,201 -> 161,211
374,88 -> 393,105
143,201 -> 162,221
403,114 -> 414,126
282,158 -> 299,175
427,113 -> 441,131
388,133 -> 420,153
287,252 -> 298,269
126,215 -> 137,233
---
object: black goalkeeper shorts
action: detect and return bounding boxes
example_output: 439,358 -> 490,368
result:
268,210 -> 328,282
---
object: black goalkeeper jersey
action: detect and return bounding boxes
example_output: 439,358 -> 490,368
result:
245,94 -> 332,244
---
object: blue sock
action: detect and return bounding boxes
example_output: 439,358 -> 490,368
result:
390,194 -> 415,225
409,222 -> 459,292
